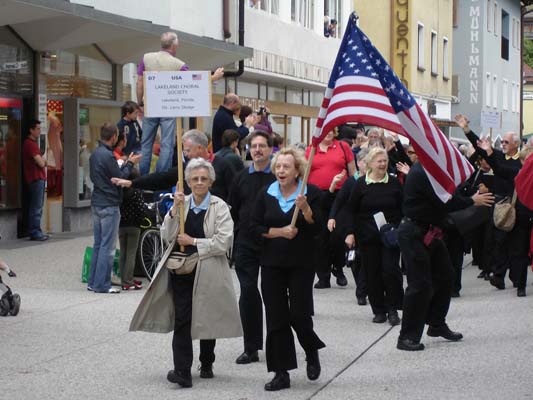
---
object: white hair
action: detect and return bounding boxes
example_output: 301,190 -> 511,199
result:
184,158 -> 216,182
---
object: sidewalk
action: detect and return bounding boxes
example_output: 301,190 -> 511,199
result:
0,235 -> 532,400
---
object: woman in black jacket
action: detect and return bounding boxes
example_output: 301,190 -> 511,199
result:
251,147 -> 325,392
344,147 -> 404,326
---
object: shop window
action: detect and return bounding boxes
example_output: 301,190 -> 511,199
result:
287,87 -> 303,104
40,45 -> 113,100
122,63 -> 136,102
77,103 -> 121,201
0,27 -> 33,96
268,85 -> 285,102
0,98 -> 22,209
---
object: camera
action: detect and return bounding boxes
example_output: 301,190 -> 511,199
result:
258,106 -> 266,115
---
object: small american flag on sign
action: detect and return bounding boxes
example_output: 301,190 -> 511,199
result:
314,13 -> 473,202
192,74 -> 202,81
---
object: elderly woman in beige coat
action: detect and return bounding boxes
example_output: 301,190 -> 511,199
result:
130,158 -> 242,389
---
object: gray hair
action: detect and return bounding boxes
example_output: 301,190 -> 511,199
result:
356,147 -> 369,163
184,158 -> 216,183
161,32 -> 178,49
183,129 -> 209,148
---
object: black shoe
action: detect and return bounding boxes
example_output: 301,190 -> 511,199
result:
517,288 -> 526,297
450,291 -> 460,298
477,271 -> 486,279
427,325 -> 463,341
314,280 -> 331,289
489,276 -> 505,290
484,273 -> 491,281
357,297 -> 367,306
372,313 -> 387,323
264,371 -> 290,391
30,235 -> 48,241
513,282 -> 519,288
9,293 -> 20,316
397,338 -> 425,351
305,350 -> 321,381
387,310 -> 401,326
332,269 -> 348,287
167,370 -> 192,388
199,364 -> 214,379
235,351 -> 259,364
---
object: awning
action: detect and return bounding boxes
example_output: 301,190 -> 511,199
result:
0,0 -> 252,69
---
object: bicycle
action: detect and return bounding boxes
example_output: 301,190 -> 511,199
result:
137,192 -> 174,281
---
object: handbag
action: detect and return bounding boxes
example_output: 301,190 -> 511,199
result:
445,205 -> 491,236
493,191 -> 517,232
164,251 -> 199,275
379,223 -> 399,248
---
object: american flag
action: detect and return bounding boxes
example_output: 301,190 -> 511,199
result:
315,13 -> 474,202
192,74 -> 202,81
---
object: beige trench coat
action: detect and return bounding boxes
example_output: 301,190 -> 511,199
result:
129,194 -> 243,340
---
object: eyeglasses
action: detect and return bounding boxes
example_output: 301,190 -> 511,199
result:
251,143 -> 268,149
501,140 -> 510,144
189,176 -> 210,183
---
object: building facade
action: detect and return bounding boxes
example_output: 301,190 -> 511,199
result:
451,0 -> 522,142
0,0 -> 349,240
0,0 -> 252,239
354,0 -> 454,134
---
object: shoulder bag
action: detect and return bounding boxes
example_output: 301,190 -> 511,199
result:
493,190 -> 517,232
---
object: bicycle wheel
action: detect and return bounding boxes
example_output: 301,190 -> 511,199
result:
138,229 -> 164,281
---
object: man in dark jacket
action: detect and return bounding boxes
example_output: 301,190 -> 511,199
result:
212,93 -> 256,152
89,124 -> 141,294
228,131 -> 276,365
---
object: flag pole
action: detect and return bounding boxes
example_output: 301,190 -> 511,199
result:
290,145 -> 316,227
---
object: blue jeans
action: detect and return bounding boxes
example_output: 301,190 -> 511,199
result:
140,117 -> 176,175
28,179 -> 45,239
89,206 -> 120,292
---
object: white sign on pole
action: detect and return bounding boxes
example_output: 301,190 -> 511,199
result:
144,71 -> 211,118
480,111 -> 501,129
38,94 -> 48,135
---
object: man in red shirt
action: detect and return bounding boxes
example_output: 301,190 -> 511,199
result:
22,119 -> 48,241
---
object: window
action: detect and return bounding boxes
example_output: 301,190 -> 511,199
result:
487,0 -> 492,32
503,79 -> 508,110
236,80 -> 259,99
494,2 -> 498,36
417,23 -> 425,70
40,45 -> 113,100
292,0 -> 314,29
501,9 -> 509,60
325,0 -> 342,37
486,73 -> 491,107
516,19 -> 520,49
453,0 -> 459,27
443,37 -> 449,79
267,84 -> 285,102
287,87 -> 303,104
0,97 -> 22,209
259,0 -> 279,14
0,26 -> 34,96
492,75 -> 498,108
431,31 -> 438,76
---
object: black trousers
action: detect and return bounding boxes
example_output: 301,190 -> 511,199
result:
171,272 -> 216,372
445,229 -> 465,293
261,266 -> 326,372
398,221 -> 454,343
347,246 -> 368,299
491,220 -> 531,289
234,241 -> 263,353
360,242 -> 403,315
316,191 -> 345,282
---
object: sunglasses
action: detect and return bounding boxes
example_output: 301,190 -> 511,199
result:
501,140 -> 510,144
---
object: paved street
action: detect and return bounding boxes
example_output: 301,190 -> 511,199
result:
1,232 -> 533,400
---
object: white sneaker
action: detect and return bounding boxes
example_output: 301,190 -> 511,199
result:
107,287 -> 121,294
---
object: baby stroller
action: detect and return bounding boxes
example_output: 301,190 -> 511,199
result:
0,260 -> 20,316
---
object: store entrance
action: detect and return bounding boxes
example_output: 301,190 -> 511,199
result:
44,98 -> 64,233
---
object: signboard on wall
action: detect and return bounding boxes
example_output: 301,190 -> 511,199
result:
144,71 -> 211,118
391,0 -> 411,89
480,111 -> 501,129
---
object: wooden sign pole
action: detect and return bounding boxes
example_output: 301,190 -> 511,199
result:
176,117 -> 185,251
290,146 -> 316,227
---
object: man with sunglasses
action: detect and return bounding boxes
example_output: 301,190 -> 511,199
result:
455,115 -> 527,297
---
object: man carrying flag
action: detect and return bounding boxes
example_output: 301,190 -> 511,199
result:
313,13 -> 494,351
